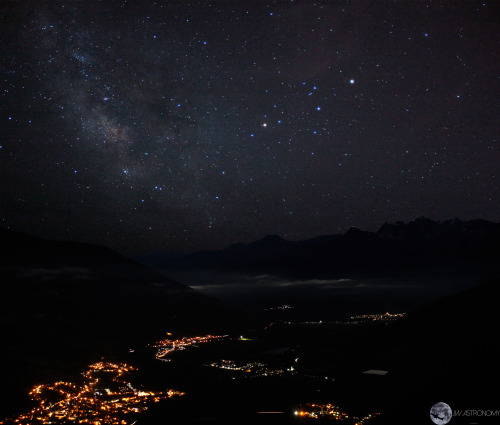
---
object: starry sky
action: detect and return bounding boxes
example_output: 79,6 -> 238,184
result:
1,1 -> 498,254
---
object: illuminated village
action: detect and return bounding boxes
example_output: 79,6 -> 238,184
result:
150,333 -> 227,360
264,304 -> 295,311
207,359 -> 295,377
1,328 -> 388,424
1,334 -> 226,424
333,312 -> 406,326
349,312 -> 405,322
294,403 -> 379,424
1,362 -> 183,425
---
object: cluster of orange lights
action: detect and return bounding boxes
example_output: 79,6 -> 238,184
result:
151,333 -> 227,360
294,403 -> 379,423
2,361 -> 183,425
0,332 -> 383,425
294,403 -> 350,420
1,334 -> 228,424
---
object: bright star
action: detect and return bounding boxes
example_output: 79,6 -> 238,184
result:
349,79 -> 355,84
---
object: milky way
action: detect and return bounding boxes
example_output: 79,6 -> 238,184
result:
1,1 -> 498,253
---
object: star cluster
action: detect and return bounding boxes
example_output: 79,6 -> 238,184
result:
1,1 -> 498,253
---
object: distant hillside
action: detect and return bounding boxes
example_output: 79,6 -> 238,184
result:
0,228 -> 253,417
373,276 -> 500,424
137,217 -> 500,280
284,275 -> 500,425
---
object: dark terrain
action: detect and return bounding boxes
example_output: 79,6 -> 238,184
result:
1,219 -> 499,424
138,217 -> 500,283
0,227 -> 253,418
132,277 -> 500,424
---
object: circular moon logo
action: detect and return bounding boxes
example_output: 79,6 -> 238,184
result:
430,402 -> 452,424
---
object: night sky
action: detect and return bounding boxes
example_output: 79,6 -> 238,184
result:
1,1 -> 498,254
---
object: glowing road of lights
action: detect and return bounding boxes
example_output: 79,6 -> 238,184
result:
3,362 -> 184,425
150,334 -> 227,360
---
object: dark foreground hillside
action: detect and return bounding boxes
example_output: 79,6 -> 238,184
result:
0,228 -> 254,418
363,277 -> 500,424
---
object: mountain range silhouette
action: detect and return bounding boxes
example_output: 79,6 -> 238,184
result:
137,217 -> 500,279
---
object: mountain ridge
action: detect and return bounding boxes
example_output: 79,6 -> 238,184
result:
137,217 -> 500,279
